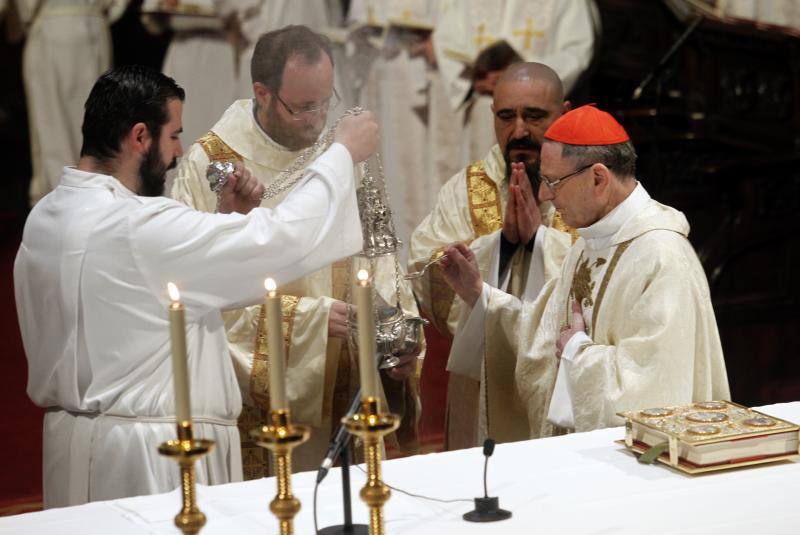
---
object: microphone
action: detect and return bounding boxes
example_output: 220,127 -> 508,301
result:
463,438 -> 512,523
316,387 -> 362,484
482,438 -> 495,498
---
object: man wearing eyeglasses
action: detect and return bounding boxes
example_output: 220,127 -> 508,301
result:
408,62 -> 577,450
440,105 -> 730,439
171,25 -> 421,477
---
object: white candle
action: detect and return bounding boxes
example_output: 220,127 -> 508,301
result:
167,283 -> 191,425
355,269 -> 378,400
264,278 -> 288,410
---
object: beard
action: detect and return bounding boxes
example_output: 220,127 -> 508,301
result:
138,141 -> 176,197
264,100 -> 323,151
503,137 -> 541,200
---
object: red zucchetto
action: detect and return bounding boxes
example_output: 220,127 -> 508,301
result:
544,104 -> 630,145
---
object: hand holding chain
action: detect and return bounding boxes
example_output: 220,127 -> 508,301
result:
206,107 -> 365,202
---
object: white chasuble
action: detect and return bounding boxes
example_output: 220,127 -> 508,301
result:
493,184 -> 731,439
15,147 -> 361,507
408,144 -> 572,448
172,100 -> 421,476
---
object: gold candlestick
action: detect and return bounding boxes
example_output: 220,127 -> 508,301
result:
251,409 -> 311,535
158,421 -> 215,535
343,396 -> 400,535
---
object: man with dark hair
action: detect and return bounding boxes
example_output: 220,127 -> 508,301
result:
14,64 -> 379,507
172,25 -> 421,477
408,62 -> 575,450
440,105 -> 730,439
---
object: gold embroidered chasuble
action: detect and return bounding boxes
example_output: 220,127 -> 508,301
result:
481,186 -> 730,439
408,144 -> 573,449
171,100 -> 421,477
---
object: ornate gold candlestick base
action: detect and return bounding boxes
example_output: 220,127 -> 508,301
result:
343,397 -> 400,535
251,409 -> 311,535
158,421 -> 215,535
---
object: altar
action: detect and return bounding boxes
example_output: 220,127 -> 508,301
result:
2,402 -> 799,534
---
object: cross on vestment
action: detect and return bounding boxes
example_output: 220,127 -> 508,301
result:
367,5 -> 378,25
474,23 -> 496,49
512,17 -> 545,50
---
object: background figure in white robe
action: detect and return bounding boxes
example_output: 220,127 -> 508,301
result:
408,63 -> 574,449
17,0 -> 129,205
14,65 -> 378,507
432,0 -> 597,164
141,0 -> 261,150
440,105 -> 730,439
716,0 -> 800,30
172,26 -> 421,477
347,0 -> 461,252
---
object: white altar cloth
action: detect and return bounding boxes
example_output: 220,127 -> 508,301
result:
3,402 -> 799,534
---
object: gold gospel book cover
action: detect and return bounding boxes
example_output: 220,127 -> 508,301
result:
618,401 -> 799,474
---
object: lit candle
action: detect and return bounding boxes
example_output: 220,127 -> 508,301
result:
167,282 -> 191,425
264,278 -> 288,410
355,269 -> 378,400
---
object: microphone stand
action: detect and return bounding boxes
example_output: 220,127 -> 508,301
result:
318,439 -> 367,534
318,389 -> 368,535
463,439 -> 511,523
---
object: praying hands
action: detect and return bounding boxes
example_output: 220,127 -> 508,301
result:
502,161 -> 542,245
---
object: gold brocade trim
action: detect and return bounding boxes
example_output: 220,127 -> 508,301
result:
238,404 -> 270,479
465,162 -> 503,237
249,295 -> 301,410
197,131 -> 242,162
241,294 -> 300,480
425,162 -> 503,335
591,239 -> 634,336
552,211 -> 580,244
329,259 -> 354,440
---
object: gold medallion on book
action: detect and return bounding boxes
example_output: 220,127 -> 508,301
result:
618,401 -> 799,474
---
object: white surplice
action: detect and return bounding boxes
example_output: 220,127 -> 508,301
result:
476,183 -> 730,438
14,144 -> 361,508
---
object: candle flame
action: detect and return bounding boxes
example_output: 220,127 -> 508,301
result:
357,269 -> 369,282
265,278 -> 277,292
167,282 -> 180,302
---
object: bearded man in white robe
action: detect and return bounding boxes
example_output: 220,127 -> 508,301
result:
14,65 -> 378,507
171,25 -> 421,477
409,63 -> 576,449
440,105 -> 730,439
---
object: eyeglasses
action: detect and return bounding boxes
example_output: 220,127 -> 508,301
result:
539,163 -> 595,191
274,89 -> 340,120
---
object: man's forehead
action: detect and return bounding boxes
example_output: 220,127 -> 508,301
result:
494,79 -> 558,109
280,55 -> 334,100
282,54 -> 332,80
539,141 -> 564,170
167,98 -> 183,125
